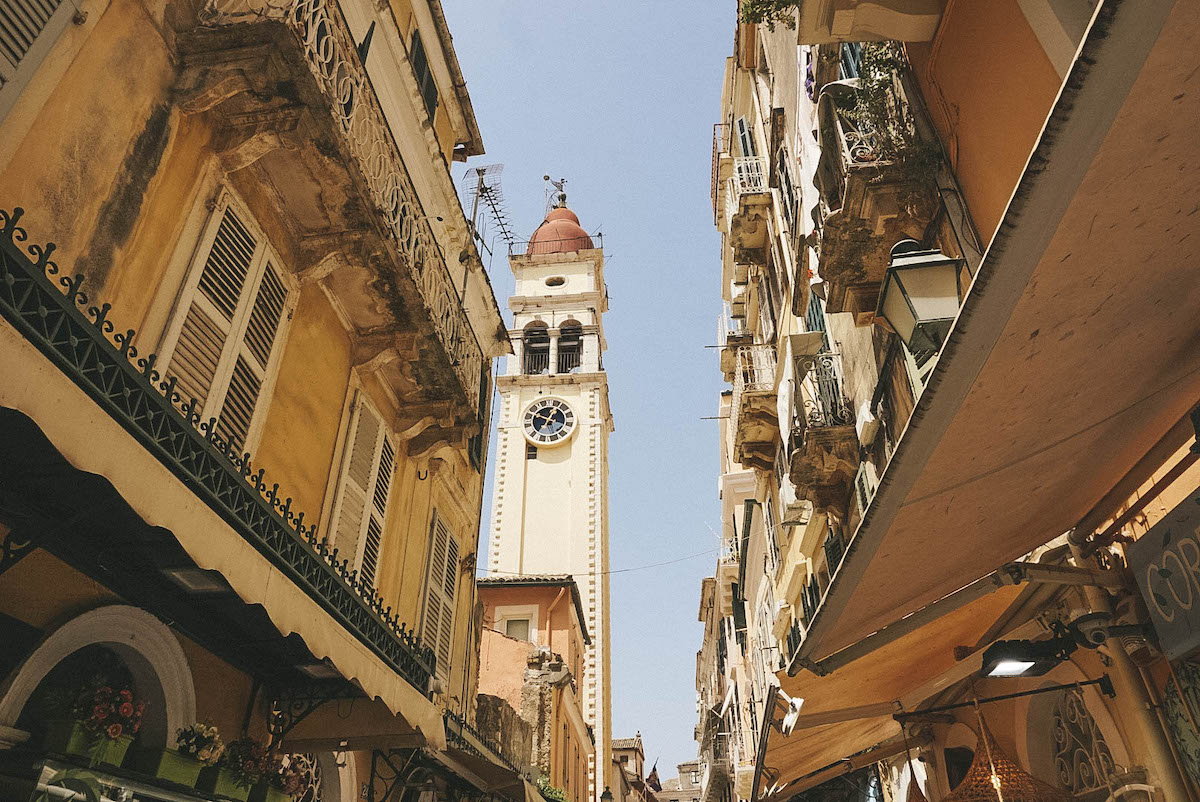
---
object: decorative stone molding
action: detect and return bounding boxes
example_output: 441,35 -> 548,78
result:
197,0 -> 484,411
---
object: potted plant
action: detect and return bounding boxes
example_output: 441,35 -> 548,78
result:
127,722 -> 224,788
250,754 -> 311,802
43,684 -> 145,767
197,736 -> 268,802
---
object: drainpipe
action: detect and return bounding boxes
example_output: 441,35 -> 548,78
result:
547,586 -> 567,657
1067,530 -> 1191,801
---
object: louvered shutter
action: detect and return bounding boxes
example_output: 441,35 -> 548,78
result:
422,511 -> 458,681
329,392 -> 394,586
162,196 -> 293,454
214,261 -> 288,451
0,0 -> 71,118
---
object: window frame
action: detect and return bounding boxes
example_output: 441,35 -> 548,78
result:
156,188 -> 297,456
494,603 -> 540,645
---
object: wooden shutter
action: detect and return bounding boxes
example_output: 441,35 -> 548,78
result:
735,116 -> 756,158
162,196 -> 294,454
0,0 -> 71,117
409,30 -> 438,119
329,391 -> 394,585
422,511 -> 459,680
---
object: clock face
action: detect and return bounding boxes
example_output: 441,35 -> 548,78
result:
523,399 -> 576,445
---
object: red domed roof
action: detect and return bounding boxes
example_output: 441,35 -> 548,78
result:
528,205 -> 594,255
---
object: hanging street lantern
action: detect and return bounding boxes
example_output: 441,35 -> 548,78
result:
876,239 -> 967,353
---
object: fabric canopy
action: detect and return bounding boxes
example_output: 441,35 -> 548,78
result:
0,331 -> 447,750
762,587 -> 1034,798
798,0 -> 1200,665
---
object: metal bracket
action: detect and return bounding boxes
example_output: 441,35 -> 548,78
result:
0,528 -> 36,576
267,681 -> 359,747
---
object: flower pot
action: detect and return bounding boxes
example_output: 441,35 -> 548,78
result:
43,720 -> 133,766
196,766 -> 252,801
127,747 -> 204,787
248,782 -> 292,802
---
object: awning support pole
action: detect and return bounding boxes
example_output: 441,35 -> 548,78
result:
1067,533 -> 1192,802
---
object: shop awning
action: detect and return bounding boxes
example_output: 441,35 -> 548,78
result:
762,587 -> 1037,798
0,364 -> 446,751
797,0 -> 1200,667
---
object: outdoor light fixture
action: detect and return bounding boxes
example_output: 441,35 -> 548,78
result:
876,239 -> 967,353
978,613 -> 1142,678
980,635 -> 1075,678
601,787 -> 614,802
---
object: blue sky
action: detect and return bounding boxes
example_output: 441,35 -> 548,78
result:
443,0 -> 732,778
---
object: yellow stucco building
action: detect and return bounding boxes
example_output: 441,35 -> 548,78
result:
0,0 -> 536,797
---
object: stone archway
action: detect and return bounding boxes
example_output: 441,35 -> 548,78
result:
0,605 -> 196,748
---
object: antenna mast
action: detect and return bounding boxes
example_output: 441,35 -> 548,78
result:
461,164 -> 515,259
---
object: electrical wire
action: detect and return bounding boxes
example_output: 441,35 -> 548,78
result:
477,545 -> 719,577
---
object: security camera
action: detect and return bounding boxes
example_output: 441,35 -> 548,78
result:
1069,612 -> 1113,648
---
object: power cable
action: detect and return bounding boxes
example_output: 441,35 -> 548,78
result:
477,546 -> 719,577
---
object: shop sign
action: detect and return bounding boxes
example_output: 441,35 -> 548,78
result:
1128,486 -> 1200,660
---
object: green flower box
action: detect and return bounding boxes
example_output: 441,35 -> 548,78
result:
248,783 -> 291,802
196,766 -> 252,801
126,747 -> 203,787
43,720 -> 133,766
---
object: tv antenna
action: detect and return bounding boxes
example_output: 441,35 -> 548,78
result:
461,164 -> 514,258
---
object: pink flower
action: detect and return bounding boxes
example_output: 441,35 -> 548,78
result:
106,723 -> 123,739
118,702 -> 134,717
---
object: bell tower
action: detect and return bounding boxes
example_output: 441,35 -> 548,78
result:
488,189 -> 613,802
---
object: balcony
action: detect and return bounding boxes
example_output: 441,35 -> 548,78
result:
0,208 -> 435,696
712,122 -> 732,225
813,71 -> 939,320
717,309 -> 753,382
180,0 -> 494,433
725,156 -> 772,262
789,352 -> 860,517
731,345 -> 779,473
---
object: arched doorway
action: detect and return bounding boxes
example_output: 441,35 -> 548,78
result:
0,605 -> 195,748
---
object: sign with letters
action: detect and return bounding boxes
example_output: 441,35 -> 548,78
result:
1128,485 -> 1200,661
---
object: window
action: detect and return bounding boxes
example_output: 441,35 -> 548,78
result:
328,390 -> 395,587
838,42 -> 864,80
775,147 -> 797,232
408,30 -> 438,120
0,0 -> 76,119
734,116 -> 757,158
160,192 -> 295,454
422,510 -> 459,681
526,443 -> 538,460
505,618 -> 530,641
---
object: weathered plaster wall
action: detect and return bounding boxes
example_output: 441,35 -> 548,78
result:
0,0 -> 175,285
254,285 -> 352,523
478,628 -> 530,713
907,0 -> 1061,242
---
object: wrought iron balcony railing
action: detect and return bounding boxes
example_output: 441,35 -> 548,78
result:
730,344 -> 777,442
795,351 -> 854,430
444,710 -> 522,773
508,232 -> 603,257
712,122 -> 731,220
199,0 -> 483,412
0,207 -> 436,694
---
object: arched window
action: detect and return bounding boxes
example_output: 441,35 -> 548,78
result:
523,323 -> 550,374
558,321 -> 582,373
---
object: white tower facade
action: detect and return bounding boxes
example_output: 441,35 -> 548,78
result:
488,200 -> 612,802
